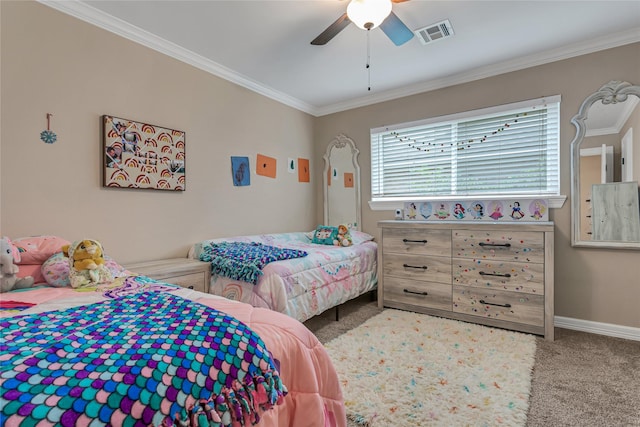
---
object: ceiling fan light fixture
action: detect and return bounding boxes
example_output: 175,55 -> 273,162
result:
347,0 -> 393,30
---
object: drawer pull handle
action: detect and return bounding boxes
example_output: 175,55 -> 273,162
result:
403,263 -> 428,270
479,299 -> 512,308
403,288 -> 429,296
479,271 -> 511,278
403,239 -> 428,244
478,242 -> 511,248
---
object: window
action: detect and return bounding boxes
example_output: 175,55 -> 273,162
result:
371,96 -> 560,205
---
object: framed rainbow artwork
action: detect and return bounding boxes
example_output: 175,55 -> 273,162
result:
102,115 -> 185,191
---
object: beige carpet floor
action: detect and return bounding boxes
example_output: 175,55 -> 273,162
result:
304,293 -> 640,427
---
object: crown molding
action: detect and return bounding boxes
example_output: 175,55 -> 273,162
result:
38,1 -> 640,118
37,0 -> 317,116
317,27 -> 640,116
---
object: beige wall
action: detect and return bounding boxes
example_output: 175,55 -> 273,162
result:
2,2 -> 639,330
1,2 -> 316,262
315,43 -> 640,329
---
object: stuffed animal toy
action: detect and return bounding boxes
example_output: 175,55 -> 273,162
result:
0,237 -> 35,292
333,225 -> 353,247
62,239 -> 113,288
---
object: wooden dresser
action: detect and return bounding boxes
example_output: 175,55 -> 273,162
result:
378,220 -> 554,340
124,258 -> 211,294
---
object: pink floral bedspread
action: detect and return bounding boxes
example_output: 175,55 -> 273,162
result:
0,281 -> 347,427
189,232 -> 378,322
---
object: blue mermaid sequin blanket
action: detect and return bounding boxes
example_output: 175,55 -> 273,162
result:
199,242 -> 308,285
0,290 -> 287,427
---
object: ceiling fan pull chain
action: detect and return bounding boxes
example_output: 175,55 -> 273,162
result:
367,29 -> 371,91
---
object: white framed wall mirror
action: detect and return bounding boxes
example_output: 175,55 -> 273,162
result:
571,80 -> 640,248
323,134 -> 361,230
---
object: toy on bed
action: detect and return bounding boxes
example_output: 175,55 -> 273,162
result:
333,224 -> 353,247
0,237 -> 35,292
61,239 -> 113,288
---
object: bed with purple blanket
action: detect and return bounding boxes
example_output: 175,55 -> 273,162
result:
189,231 -> 378,322
0,274 -> 347,426
1,290 -> 286,426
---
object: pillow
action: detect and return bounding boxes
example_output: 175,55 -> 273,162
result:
12,236 -> 70,265
311,225 -> 339,245
42,252 -> 127,288
41,252 -> 69,287
15,264 -> 46,285
350,230 -> 375,245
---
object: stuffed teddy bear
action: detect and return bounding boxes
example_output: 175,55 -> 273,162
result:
0,237 -> 35,292
62,239 -> 113,288
333,225 -> 353,247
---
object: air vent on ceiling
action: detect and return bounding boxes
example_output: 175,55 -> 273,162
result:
414,19 -> 454,45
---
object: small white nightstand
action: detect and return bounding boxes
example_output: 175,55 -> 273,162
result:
124,258 -> 211,293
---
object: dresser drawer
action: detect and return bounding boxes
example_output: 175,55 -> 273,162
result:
452,285 -> 544,327
384,277 -> 452,311
165,272 -> 207,293
453,258 -> 544,294
383,253 -> 451,284
453,230 -> 544,263
383,228 -> 451,256
379,220 -> 554,340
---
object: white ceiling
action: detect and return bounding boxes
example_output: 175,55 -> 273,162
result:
43,0 -> 640,116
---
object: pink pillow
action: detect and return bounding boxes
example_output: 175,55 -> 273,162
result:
16,264 -> 46,285
350,230 -> 375,245
13,236 -> 70,265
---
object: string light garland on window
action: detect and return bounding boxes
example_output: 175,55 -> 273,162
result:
391,112 -> 530,153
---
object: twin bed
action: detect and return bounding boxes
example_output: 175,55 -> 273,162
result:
1,231 -> 378,426
189,231 -> 378,323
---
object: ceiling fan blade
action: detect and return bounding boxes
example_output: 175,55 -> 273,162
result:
311,13 -> 351,45
379,11 -> 414,46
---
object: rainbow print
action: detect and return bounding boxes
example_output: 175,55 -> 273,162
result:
141,123 -> 156,133
124,158 -> 139,167
103,115 -> 185,191
157,132 -> 173,145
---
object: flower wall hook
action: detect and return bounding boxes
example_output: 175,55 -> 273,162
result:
40,113 -> 57,144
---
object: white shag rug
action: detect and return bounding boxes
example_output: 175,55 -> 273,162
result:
323,309 -> 537,427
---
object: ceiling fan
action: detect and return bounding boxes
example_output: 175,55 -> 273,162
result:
311,0 -> 414,46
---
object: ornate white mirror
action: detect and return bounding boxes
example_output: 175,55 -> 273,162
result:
571,80 -> 640,249
323,134 -> 361,230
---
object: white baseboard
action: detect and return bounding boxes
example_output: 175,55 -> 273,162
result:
554,316 -> 640,342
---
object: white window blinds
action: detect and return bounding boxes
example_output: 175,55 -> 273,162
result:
371,96 -> 560,200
